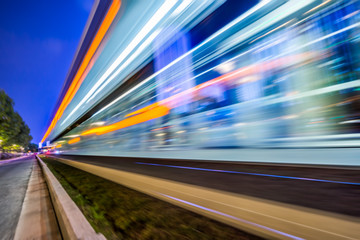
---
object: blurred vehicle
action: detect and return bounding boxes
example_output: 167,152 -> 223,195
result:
45,0 -> 360,155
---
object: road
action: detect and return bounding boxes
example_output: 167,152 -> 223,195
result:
58,154 -> 360,217
52,154 -> 360,239
0,156 -> 34,240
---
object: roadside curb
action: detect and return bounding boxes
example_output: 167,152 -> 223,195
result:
14,158 -> 61,239
36,155 -> 105,240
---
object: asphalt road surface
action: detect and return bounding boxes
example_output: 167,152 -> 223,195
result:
0,156 -> 34,240
58,154 -> 360,217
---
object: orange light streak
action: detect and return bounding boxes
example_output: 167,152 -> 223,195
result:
41,0 -> 121,143
82,105 -> 170,136
68,137 -> 81,145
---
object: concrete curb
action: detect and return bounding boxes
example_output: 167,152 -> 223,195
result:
36,155 -> 105,240
14,158 -> 61,239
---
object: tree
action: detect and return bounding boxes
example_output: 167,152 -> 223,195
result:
28,143 -> 38,152
0,90 -> 32,152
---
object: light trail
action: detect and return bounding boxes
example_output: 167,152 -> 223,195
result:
59,0 -> 273,127
60,0 -> 180,126
136,162 -> 360,186
160,193 -> 304,240
40,0 -> 121,144
81,52 -> 316,136
68,137 -> 81,145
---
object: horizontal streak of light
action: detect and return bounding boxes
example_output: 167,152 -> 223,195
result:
159,193 -> 304,240
57,0 -> 356,141
266,80 -> 360,105
250,19 -> 294,43
40,0 -> 121,144
81,105 -> 170,136
91,2 -> 210,118
136,162 -> 360,186
97,43 -> 254,118
68,137 -> 81,145
304,0 -> 332,15
92,7 -> 358,119
82,52 -> 315,135
124,52 -> 314,117
283,21 -> 360,57
63,134 -> 80,138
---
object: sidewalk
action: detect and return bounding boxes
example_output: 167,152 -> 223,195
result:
14,158 -> 61,239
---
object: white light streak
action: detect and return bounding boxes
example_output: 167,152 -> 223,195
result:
91,0 -> 273,117
61,0 -> 178,126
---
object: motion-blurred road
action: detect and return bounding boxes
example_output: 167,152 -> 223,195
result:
58,154 -> 360,217
0,156 -> 34,240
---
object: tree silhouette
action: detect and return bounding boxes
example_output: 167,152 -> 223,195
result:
0,90 -> 32,152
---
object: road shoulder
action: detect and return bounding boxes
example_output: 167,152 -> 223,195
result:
14,158 -> 61,240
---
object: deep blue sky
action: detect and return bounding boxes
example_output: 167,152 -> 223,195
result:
0,0 -> 93,143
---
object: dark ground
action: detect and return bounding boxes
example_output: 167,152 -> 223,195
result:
58,154 -> 360,217
42,156 -> 264,240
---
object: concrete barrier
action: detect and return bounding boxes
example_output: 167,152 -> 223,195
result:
37,155 -> 105,240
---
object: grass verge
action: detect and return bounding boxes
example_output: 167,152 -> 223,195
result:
40,156 -> 263,240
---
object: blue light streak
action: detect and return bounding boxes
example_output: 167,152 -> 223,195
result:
159,193 -> 304,240
136,162 -> 360,186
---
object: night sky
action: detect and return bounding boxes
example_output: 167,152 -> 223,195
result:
0,0 -> 93,144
